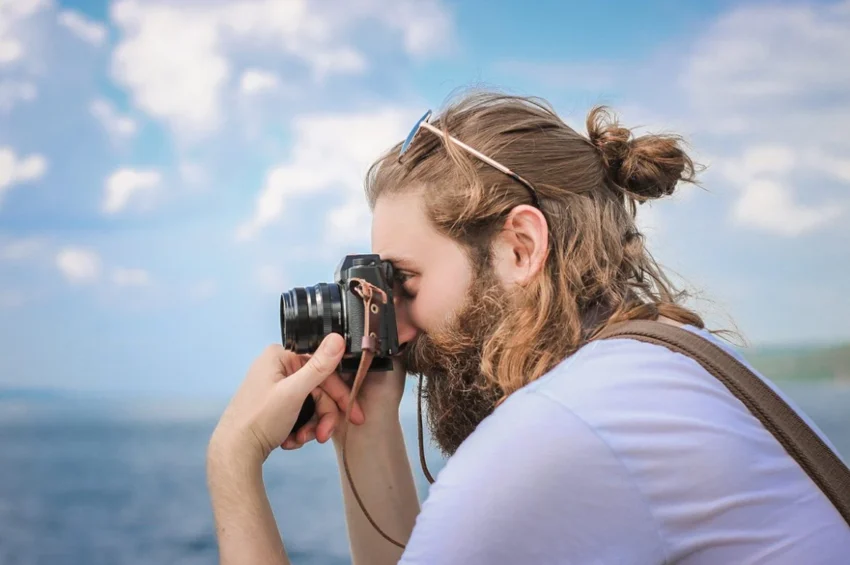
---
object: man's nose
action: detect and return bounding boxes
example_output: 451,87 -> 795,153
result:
396,321 -> 418,349
393,297 -> 419,348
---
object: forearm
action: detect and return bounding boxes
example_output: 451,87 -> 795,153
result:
207,445 -> 291,565
333,414 -> 420,565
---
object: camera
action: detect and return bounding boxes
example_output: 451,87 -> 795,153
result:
280,254 -> 400,433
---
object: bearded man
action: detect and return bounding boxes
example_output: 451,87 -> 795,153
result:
206,91 -> 850,564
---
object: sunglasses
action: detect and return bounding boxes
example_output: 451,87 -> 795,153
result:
398,109 -> 543,210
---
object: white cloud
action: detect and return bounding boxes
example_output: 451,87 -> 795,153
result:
0,236 -> 46,260
239,69 -> 280,94
235,106 -> 414,241
714,144 -> 844,236
351,0 -> 454,58
102,168 -> 161,214
111,267 -> 151,287
681,1 -> 850,115
57,9 -> 107,46
179,162 -> 207,188
53,249 -> 151,288
110,0 -> 230,135
0,146 -> 47,209
0,0 -> 49,65
56,247 -> 102,284
677,1 -> 850,236
90,98 -> 137,140
806,151 -> 850,184
732,178 -> 842,237
0,80 -> 37,112
108,0 -> 452,135
255,264 -> 287,293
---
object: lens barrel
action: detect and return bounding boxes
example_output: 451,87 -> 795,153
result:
280,283 -> 345,353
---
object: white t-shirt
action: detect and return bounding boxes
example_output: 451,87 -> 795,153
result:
399,325 -> 850,564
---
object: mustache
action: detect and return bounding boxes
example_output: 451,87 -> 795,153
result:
403,328 -> 480,379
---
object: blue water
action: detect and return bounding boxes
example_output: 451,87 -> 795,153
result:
1,380 -> 848,564
0,388 -> 444,565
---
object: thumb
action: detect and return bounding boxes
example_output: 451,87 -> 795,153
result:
285,333 -> 346,396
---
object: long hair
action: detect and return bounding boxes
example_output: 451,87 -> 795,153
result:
365,89 -> 708,399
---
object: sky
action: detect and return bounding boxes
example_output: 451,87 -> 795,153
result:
0,0 -> 848,398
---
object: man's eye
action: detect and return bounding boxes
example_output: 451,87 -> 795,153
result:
394,273 -> 415,297
394,271 -> 412,284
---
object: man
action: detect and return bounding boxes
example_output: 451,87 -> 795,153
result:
207,91 -> 850,564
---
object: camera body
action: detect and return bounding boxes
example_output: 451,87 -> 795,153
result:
280,254 -> 400,434
280,253 -> 400,373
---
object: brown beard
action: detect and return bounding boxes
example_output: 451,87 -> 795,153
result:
403,265 -> 509,456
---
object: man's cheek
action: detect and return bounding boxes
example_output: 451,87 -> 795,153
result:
405,302 -> 433,335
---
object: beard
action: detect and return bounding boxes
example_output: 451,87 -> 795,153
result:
403,265 -> 510,456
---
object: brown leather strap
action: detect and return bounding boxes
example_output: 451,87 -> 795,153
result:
341,279 -> 407,549
593,319 -> 850,526
418,378 -> 436,484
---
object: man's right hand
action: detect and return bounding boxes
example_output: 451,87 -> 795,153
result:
281,354 -> 407,449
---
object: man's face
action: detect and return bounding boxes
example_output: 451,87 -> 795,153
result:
371,191 -> 508,455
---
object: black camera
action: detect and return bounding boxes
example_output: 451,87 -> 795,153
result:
280,254 -> 400,433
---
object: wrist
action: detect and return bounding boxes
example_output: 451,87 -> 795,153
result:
332,410 -> 402,448
207,432 -> 264,480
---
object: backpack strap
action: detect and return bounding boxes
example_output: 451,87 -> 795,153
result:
593,319 -> 850,526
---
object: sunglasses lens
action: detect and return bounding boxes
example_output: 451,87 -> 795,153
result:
400,110 -> 433,156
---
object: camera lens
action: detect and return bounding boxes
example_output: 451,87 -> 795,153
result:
280,283 -> 345,353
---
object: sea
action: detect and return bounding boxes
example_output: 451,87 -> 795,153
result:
1,378 -> 849,565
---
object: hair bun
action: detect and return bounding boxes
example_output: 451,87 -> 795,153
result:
586,106 -> 697,200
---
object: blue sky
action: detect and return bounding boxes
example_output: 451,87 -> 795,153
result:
1,0 -> 848,398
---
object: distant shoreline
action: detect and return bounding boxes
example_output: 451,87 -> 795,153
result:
1,343 -> 847,414
741,342 -> 850,383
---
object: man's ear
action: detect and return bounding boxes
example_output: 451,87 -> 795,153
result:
490,205 -> 549,287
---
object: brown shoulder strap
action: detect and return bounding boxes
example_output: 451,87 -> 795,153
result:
593,319 -> 850,526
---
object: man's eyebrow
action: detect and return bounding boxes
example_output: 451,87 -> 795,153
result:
383,255 -> 418,270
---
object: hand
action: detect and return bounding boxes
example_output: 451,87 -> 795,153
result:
208,333 -> 364,465
282,353 -> 408,450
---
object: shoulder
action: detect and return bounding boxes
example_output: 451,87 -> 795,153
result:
525,324 -> 840,459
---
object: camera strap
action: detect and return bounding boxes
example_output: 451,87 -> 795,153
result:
340,278 -> 409,549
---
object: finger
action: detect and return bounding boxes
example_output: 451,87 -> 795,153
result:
315,410 -> 338,443
296,424 -> 316,445
295,410 -> 319,444
320,373 -> 365,425
281,427 -> 308,449
281,430 -> 304,449
285,333 -> 346,396
284,438 -> 304,450
311,388 -> 340,442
